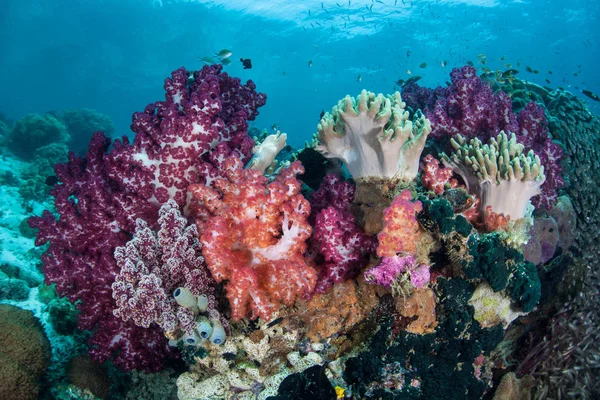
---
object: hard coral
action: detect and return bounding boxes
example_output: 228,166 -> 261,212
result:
188,157 -> 317,321
7,113 -> 69,159
314,90 -> 431,181
28,65 -> 266,371
0,305 -> 51,400
295,275 -> 379,342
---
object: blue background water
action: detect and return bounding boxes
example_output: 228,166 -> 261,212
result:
0,0 -> 598,149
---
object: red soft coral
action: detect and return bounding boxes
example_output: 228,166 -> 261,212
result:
188,158 -> 317,321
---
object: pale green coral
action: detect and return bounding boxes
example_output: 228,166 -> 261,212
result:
314,89 -> 430,181
443,131 -> 545,219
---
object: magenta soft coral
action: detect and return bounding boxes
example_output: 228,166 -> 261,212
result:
309,174 -> 376,294
28,65 -> 266,371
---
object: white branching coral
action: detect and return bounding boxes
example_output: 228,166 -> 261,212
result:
442,131 -> 545,220
313,90 -> 431,181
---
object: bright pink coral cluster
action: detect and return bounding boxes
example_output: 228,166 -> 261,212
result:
377,190 -> 423,258
111,200 -> 221,336
188,157 -> 317,321
364,255 -> 430,289
28,65 -> 266,371
309,174 -> 376,294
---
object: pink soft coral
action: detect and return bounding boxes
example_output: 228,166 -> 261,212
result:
377,189 -> 423,258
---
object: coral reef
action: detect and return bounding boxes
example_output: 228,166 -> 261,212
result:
0,304 -> 51,400
344,278 -> 504,399
403,65 -> 564,209
58,108 -> 115,155
28,65 -> 266,371
6,113 -> 69,159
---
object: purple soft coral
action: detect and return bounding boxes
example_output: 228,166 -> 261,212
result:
309,174 -> 376,294
112,200 -> 223,336
29,65 -> 266,371
403,65 -> 564,209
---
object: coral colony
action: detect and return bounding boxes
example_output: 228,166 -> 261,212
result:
24,63 -> 582,399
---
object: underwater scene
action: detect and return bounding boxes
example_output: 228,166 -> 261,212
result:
0,0 -> 599,399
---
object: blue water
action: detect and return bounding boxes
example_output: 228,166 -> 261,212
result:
0,0 -> 598,149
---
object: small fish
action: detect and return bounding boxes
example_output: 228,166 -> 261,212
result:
357,74 -> 362,82
272,123 -> 280,131
504,63 -> 513,68
221,58 -> 232,65
222,352 -> 237,361
481,67 -> 491,73
419,62 -> 427,68
282,71 -> 286,76
500,55 -> 505,60
545,79 -> 551,84
446,81 -> 451,86
308,60 -> 313,67
240,58 -> 252,69
267,317 -> 284,327
45,175 -> 59,186
440,60 -> 447,67
405,76 -> 422,85
320,110 -> 325,119
505,69 -> 519,75
533,69 -> 539,74
199,56 -> 215,64
214,49 -> 232,59
582,90 -> 600,102
406,68 -> 412,75
393,79 -> 405,89
573,72 -> 579,77
467,60 -> 474,67
407,50 -> 412,57
476,53 -> 486,59
526,66 -> 534,73
548,70 -> 553,75
479,58 -> 487,65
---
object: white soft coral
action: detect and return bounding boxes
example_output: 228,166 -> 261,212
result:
314,90 -> 431,181
442,131 -> 546,220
